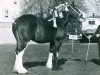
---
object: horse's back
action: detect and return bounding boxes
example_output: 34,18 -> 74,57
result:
12,14 -> 56,43
12,15 -> 37,42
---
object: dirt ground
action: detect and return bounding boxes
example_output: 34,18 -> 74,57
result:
0,43 -> 100,75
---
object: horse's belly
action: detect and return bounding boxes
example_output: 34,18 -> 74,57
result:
32,32 -> 55,43
32,38 -> 51,43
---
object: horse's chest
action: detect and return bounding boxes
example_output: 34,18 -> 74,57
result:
55,28 -> 65,40
34,24 -> 55,42
34,24 -> 44,41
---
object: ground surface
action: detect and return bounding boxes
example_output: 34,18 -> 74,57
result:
0,43 -> 100,75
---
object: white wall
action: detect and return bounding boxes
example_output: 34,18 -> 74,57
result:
0,0 -> 20,44
85,0 -> 100,17
82,18 -> 100,31
0,0 -> 20,22
0,27 -> 16,44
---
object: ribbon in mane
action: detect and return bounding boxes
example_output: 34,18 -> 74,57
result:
48,2 -> 69,28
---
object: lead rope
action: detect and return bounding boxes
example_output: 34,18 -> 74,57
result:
71,38 -> 75,61
72,39 -> 74,53
80,23 -> 91,62
67,4 -> 91,62
85,36 -> 91,62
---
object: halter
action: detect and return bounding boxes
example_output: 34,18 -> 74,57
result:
69,4 -> 82,20
56,2 -> 83,20
48,2 -> 83,28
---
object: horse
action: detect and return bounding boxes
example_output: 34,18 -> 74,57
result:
12,2 -> 84,74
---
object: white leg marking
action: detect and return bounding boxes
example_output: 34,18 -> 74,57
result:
13,48 -> 28,74
57,52 -> 59,57
46,52 -> 53,69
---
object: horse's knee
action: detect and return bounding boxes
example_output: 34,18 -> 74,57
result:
50,48 -> 54,53
15,43 -> 26,55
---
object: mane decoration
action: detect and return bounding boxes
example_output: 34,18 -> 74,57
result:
48,2 -> 69,28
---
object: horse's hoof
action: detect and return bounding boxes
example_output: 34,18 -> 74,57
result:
13,67 -> 28,74
52,66 -> 62,71
46,62 -> 52,70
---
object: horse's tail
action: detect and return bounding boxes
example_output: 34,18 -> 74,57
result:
12,22 -> 17,38
12,22 -> 16,30
12,22 -> 23,44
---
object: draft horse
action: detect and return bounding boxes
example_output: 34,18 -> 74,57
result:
12,2 -> 84,74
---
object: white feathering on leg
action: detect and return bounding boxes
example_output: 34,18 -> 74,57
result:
13,48 -> 28,74
46,52 -> 53,69
57,52 -> 59,57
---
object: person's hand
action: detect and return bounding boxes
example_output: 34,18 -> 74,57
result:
96,34 -> 100,37
87,35 -> 92,39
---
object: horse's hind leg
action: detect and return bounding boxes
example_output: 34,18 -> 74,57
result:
13,42 -> 28,74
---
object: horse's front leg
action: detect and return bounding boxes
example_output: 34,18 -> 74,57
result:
52,40 -> 63,70
46,40 -> 63,70
46,41 -> 55,69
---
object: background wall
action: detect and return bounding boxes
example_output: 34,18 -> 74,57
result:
0,0 -> 20,22
0,0 -> 20,44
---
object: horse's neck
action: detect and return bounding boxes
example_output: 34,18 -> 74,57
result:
55,18 -> 65,34
63,12 -> 71,27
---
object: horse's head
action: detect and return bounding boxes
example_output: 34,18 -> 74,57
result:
66,1 -> 85,21
51,2 -> 85,22
48,2 -> 86,28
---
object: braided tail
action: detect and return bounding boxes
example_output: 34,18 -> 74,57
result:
12,22 -> 23,44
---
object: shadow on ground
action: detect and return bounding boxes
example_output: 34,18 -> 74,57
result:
90,59 -> 100,65
23,59 -> 67,69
